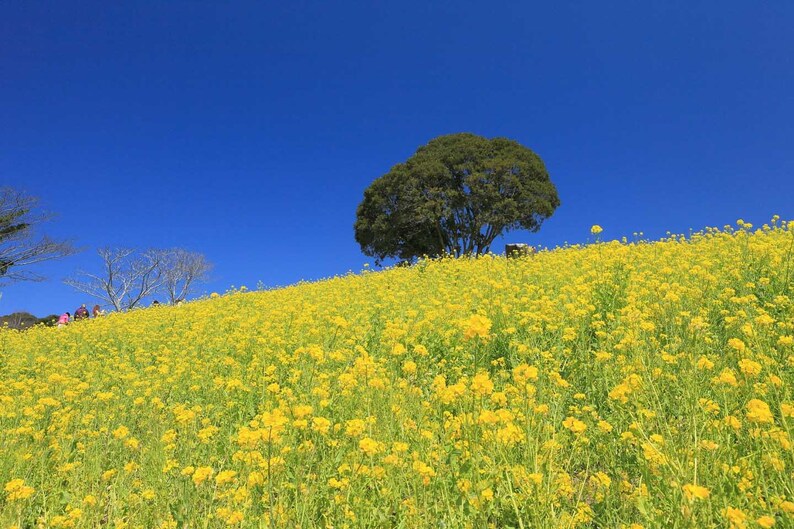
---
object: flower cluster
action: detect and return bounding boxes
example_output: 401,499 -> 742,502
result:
0,218 -> 793,527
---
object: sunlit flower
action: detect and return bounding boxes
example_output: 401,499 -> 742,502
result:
746,399 -> 774,424
682,483 -> 710,501
562,417 -> 587,434
192,466 -> 213,486
4,479 -> 35,501
463,314 -> 492,340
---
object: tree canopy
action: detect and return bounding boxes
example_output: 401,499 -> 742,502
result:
354,133 -> 560,263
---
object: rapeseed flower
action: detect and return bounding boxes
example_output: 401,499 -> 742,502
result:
723,506 -> 748,528
359,437 -> 382,456
463,315 -> 492,340
562,417 -> 587,434
746,399 -> 774,424
192,467 -> 213,486
0,218 -> 792,527
215,470 -> 237,486
682,483 -> 710,501
4,479 -> 34,501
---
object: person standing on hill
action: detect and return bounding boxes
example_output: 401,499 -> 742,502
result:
92,305 -> 103,318
57,312 -> 70,327
74,304 -> 89,320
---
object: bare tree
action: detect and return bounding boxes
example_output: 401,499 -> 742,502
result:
0,187 -> 78,285
65,248 -> 164,311
158,249 -> 212,304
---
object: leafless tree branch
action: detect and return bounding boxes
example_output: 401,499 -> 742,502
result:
0,187 -> 79,285
65,248 -> 165,311
65,247 -> 210,311
158,249 -> 212,304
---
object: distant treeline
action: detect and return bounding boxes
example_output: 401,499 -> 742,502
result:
0,312 -> 59,330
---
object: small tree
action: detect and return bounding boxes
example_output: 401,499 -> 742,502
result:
65,247 -> 212,311
158,249 -> 212,304
355,133 -> 560,263
0,187 -> 78,284
65,248 -> 164,311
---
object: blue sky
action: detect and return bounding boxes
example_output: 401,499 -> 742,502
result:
2,1 -> 793,316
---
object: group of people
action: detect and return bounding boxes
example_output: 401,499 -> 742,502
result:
56,300 -> 169,326
57,304 -> 103,326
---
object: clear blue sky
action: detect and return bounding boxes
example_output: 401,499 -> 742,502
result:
2,1 -> 793,316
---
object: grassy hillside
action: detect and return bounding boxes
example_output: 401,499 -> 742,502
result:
1,220 -> 793,528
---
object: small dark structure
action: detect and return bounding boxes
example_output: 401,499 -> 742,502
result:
505,243 -> 534,258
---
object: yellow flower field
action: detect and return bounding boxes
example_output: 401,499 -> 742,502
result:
2,219 -> 794,528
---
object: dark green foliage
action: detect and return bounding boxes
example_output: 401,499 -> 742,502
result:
0,312 -> 59,329
354,133 -> 560,263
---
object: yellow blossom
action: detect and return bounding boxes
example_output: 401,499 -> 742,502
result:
682,483 -> 710,500
723,506 -> 748,528
359,437 -> 382,456
112,426 -> 129,439
192,466 -> 213,486
738,358 -> 761,376
470,372 -> 494,396
4,479 -> 35,501
215,470 -> 237,486
463,314 -> 492,340
562,416 -> 587,434
746,399 -> 774,424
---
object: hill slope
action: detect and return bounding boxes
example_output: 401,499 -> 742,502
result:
1,221 -> 794,527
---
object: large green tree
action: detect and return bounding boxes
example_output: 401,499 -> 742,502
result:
355,133 -> 560,263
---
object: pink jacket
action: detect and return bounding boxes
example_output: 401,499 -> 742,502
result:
58,313 -> 70,325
